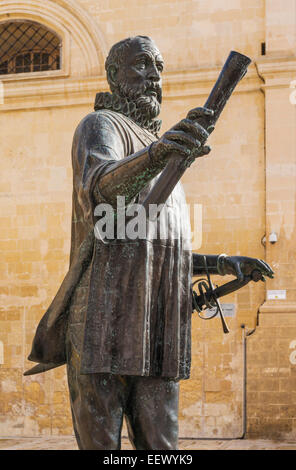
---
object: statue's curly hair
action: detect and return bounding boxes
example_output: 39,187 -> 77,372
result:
105,36 -> 152,92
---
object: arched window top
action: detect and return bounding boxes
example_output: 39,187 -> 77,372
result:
0,20 -> 61,76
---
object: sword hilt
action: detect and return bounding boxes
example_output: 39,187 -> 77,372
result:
192,259 -> 263,334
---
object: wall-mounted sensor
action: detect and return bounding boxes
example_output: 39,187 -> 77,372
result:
269,232 -> 278,244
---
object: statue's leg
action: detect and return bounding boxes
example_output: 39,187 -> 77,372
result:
66,341 -> 126,450
125,376 -> 179,450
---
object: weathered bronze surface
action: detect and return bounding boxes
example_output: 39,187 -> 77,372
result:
25,36 -> 274,450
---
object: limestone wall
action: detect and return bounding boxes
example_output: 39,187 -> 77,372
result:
0,0 -> 295,440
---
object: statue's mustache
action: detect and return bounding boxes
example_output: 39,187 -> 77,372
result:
119,80 -> 162,103
143,81 -> 162,102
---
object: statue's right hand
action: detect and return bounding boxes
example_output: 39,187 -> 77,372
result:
150,107 -> 214,165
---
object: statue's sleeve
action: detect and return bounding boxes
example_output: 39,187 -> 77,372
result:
71,112 -> 126,226
192,253 -> 219,275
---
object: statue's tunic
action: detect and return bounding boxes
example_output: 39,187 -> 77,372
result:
69,109 -> 192,379
28,108 -> 193,380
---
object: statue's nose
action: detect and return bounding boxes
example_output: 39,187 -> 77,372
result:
147,63 -> 161,81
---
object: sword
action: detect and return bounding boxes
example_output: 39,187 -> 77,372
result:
192,256 -> 263,334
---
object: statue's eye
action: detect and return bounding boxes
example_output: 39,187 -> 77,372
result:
135,59 -> 146,70
156,62 -> 163,73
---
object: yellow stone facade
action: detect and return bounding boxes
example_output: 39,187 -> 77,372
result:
0,0 -> 295,440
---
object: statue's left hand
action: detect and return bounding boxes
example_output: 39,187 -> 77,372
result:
220,256 -> 274,282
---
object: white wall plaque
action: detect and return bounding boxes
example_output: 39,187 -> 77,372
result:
204,303 -> 236,318
267,290 -> 286,300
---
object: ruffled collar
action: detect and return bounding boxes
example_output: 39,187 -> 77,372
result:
94,92 -> 162,137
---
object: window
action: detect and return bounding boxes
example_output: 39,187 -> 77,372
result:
0,21 -> 61,76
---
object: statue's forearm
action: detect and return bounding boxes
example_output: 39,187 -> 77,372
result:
95,145 -> 166,207
193,253 -> 220,275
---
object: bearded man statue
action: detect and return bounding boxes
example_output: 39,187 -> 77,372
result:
25,36 -> 273,450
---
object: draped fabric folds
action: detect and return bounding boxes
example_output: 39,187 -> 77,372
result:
26,109 -> 193,380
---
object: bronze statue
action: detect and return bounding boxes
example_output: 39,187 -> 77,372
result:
25,36 -> 274,450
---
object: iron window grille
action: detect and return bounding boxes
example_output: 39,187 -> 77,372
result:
0,21 -> 61,75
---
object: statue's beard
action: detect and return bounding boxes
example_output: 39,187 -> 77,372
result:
116,80 -> 162,121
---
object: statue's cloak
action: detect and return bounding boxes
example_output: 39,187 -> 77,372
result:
26,110 -> 193,379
